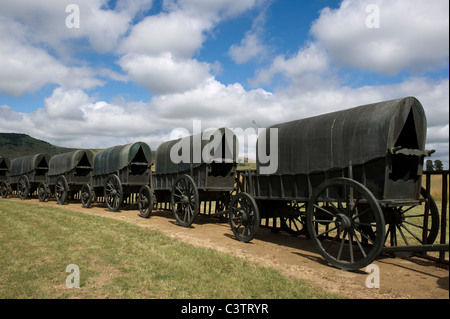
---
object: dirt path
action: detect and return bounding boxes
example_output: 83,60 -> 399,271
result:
9,198 -> 449,299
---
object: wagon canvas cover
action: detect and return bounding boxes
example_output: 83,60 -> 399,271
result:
257,97 -> 427,175
93,142 -> 152,176
48,150 -> 94,176
155,128 -> 238,174
10,154 -> 51,177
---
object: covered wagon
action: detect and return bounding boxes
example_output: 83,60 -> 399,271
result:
7,153 -> 50,200
238,96 -> 440,270
145,128 -> 241,229
82,142 -> 152,212
39,150 -> 95,204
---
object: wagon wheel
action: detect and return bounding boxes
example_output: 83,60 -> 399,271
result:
17,175 -> 30,200
384,187 -> 439,247
55,176 -> 69,205
171,174 -> 199,227
229,192 -> 260,242
1,181 -> 9,198
81,184 -> 94,208
37,182 -> 49,202
306,178 -> 385,271
281,215 -> 306,237
104,174 -> 123,212
138,185 -> 153,218
281,202 -> 307,236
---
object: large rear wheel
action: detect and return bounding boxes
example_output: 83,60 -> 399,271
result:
104,174 -> 123,212
171,175 -> 199,227
307,178 -> 385,271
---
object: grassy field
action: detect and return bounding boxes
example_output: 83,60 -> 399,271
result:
0,200 -> 342,299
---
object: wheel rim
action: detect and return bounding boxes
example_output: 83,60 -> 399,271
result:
171,175 -> 198,227
104,175 -> 122,212
38,182 -> 48,202
384,187 -> 439,247
17,176 -> 29,200
0,181 -> 8,198
229,193 -> 260,242
307,178 -> 385,271
139,185 -> 153,218
55,176 -> 68,205
81,184 -> 93,208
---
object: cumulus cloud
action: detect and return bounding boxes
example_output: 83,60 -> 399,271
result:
119,11 -> 209,59
0,0 -> 152,55
228,6 -> 269,64
0,19 -> 103,96
118,53 -> 213,94
251,42 -> 331,88
310,0 -> 449,74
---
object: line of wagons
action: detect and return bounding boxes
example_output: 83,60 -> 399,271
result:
0,97 -> 446,271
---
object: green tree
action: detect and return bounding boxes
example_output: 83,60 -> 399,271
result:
434,160 -> 443,171
426,160 -> 434,171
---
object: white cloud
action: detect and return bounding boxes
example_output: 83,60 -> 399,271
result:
165,0 -> 259,22
0,0 -> 153,55
251,42 -> 330,87
44,88 -> 89,120
118,53 -> 213,94
0,19 -> 103,96
119,11 -> 209,59
310,0 -> 449,74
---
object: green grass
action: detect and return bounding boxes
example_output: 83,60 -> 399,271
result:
0,200 -> 342,299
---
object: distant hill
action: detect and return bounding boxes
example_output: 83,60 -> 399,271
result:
0,133 -> 78,160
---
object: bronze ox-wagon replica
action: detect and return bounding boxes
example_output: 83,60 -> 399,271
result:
38,150 -> 95,204
236,97 -> 441,270
4,153 -> 50,200
81,142 -> 152,212
140,128 -> 242,231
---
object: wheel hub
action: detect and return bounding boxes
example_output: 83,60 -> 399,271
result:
335,214 -> 353,231
390,208 -> 405,225
181,195 -> 189,206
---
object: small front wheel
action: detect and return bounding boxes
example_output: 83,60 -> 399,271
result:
138,185 -> 153,218
17,176 -> 30,200
81,184 -> 94,208
55,176 -> 69,205
229,192 -> 260,242
38,182 -> 48,202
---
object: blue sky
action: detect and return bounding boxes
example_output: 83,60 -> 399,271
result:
0,0 -> 448,167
